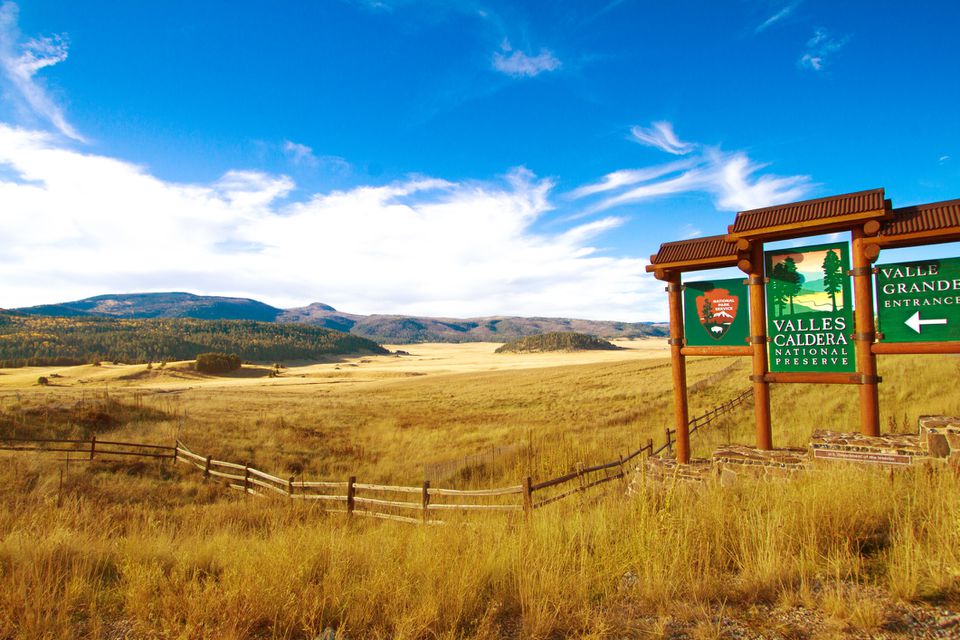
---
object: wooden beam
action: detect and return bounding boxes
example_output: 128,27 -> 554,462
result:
645,255 -> 738,273
725,209 -> 888,243
763,372 -> 866,385
867,227 -> 960,249
667,273 -> 690,464
681,346 -> 753,357
872,342 -> 960,355
852,226 -> 880,437
748,242 -> 772,451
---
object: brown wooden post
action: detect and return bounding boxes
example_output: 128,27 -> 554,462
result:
646,438 -> 653,455
851,226 -> 881,437
244,465 -> 250,493
666,272 -> 691,463
89,435 -> 96,461
618,454 -> 626,482
747,241 -> 773,450
346,476 -> 356,516
288,475 -> 295,497
204,455 -> 212,478
172,444 -> 178,464
421,480 -> 430,523
522,476 -> 532,517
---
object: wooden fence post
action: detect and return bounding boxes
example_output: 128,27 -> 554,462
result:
421,480 -> 430,523
204,455 -> 212,478
664,428 -> 672,455
89,435 -> 96,461
347,476 -> 356,516
172,444 -> 178,464
288,476 -> 295,498
618,454 -> 626,484
244,465 -> 250,494
577,463 -> 586,493
522,476 -> 532,518
647,438 -> 654,456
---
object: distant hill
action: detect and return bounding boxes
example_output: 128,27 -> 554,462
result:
12,292 -> 668,344
0,313 -> 386,368
16,292 -> 283,322
495,332 -> 621,354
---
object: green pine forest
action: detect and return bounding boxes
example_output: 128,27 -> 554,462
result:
0,312 -> 387,367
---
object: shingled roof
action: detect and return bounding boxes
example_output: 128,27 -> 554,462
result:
727,188 -> 888,239
878,199 -> 960,245
646,234 -> 739,272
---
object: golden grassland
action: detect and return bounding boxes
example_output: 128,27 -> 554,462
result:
0,340 -> 959,638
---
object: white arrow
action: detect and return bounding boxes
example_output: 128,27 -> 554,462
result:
905,310 -> 948,334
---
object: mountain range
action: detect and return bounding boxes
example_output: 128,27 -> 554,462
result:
11,292 -> 668,344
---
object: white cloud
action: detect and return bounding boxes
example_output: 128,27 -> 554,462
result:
0,2 -> 83,141
755,3 -> 798,34
939,155 -> 950,164
0,124 -> 662,321
572,135 -> 812,216
798,27 -> 849,72
492,40 -> 561,78
629,121 -> 695,155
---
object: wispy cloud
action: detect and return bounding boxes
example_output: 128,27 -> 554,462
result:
798,27 -> 849,72
282,140 -> 315,166
572,124 -> 813,216
629,121 -> 695,155
0,124 -> 661,320
492,40 -> 561,78
939,155 -> 951,164
0,2 -> 83,141
755,3 -> 798,34
283,140 -> 352,174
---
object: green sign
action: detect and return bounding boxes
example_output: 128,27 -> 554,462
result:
683,278 -> 750,347
876,257 -> 960,342
765,242 -> 855,372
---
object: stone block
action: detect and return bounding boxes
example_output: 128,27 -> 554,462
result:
927,432 -> 950,458
946,431 -> 960,451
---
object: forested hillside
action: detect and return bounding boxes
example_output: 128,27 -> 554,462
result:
0,313 -> 386,367
495,332 -> 621,353
14,293 -> 669,343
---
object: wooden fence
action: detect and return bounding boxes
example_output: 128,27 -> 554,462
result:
0,388 -> 753,523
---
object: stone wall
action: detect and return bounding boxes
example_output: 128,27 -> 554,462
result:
809,430 -> 926,466
919,415 -> 960,470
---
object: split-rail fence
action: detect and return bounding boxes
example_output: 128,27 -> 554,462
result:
1,388 -> 752,524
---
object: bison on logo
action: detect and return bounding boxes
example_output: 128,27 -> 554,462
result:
696,288 -> 739,340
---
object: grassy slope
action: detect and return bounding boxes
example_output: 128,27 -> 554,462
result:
494,332 -> 621,353
0,348 -> 958,637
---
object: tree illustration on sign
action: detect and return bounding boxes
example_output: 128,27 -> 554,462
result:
701,297 -> 714,323
770,262 -> 788,317
781,256 -> 804,314
821,249 -> 843,312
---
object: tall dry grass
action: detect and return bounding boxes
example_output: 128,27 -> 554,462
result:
0,456 -> 956,639
0,350 -> 958,637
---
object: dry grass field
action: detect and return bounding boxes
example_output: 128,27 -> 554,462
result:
0,340 -> 958,638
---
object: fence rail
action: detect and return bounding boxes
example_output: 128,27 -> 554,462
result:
0,387 -> 753,524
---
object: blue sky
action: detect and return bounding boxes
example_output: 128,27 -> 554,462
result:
1,0 -> 958,320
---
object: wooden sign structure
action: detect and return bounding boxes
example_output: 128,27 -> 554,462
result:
647,189 -> 960,463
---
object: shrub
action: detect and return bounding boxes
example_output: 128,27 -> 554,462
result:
37,376 -> 49,386
195,352 -> 242,374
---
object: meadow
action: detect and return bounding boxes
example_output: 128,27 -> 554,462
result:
0,340 -> 958,638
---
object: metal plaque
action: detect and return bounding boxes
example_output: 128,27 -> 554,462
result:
683,278 -> 750,347
765,242 -> 855,372
876,257 -> 960,343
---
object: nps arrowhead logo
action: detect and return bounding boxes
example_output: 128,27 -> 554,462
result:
695,288 -> 739,340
